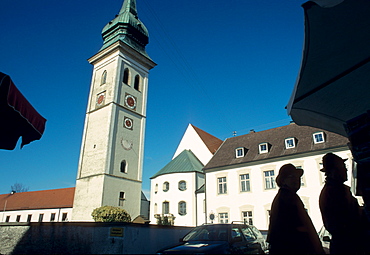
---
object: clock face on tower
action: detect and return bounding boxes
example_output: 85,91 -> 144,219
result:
121,138 -> 133,150
124,117 -> 133,130
96,92 -> 105,107
124,93 -> 136,110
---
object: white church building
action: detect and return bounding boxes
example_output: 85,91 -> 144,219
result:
149,124 -> 222,226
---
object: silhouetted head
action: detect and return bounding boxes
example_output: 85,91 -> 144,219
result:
320,153 -> 348,182
276,164 -> 303,191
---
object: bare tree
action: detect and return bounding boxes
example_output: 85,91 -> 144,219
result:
10,183 -> 29,193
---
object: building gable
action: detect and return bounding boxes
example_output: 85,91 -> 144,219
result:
173,124 -> 222,165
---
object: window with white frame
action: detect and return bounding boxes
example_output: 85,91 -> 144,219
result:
119,192 -> 125,206
240,174 -> 250,192
218,177 -> 227,194
264,170 -> 276,189
163,182 -> 169,192
219,212 -> 229,223
155,183 -> 158,194
178,180 -> 186,191
313,132 -> 325,144
242,211 -> 253,225
163,201 -> 169,214
285,138 -> 296,149
235,147 -> 246,158
178,201 -> 186,215
259,143 -> 269,154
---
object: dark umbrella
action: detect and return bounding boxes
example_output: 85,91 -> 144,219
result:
287,0 -> 370,137
0,72 -> 46,150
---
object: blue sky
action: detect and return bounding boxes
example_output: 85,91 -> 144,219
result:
0,0 -> 306,198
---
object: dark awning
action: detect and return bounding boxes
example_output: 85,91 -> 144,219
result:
287,0 -> 370,137
0,72 -> 46,150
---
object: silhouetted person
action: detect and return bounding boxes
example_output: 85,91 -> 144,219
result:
267,164 -> 324,254
319,153 -> 366,254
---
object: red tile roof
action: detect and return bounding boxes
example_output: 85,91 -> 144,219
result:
191,124 -> 223,154
0,187 -> 75,211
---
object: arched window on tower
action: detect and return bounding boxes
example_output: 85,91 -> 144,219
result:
120,160 -> 127,173
101,70 -> 107,85
134,74 -> 140,91
123,68 -> 130,85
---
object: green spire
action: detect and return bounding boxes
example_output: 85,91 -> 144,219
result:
119,0 -> 137,16
100,0 -> 149,57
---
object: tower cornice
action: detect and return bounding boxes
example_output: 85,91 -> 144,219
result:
89,40 -> 156,70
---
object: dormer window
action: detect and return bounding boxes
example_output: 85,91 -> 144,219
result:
259,143 -> 269,154
285,137 -> 296,149
313,132 -> 325,144
236,147 -> 246,158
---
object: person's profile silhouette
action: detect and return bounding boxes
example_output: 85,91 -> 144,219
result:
319,153 -> 366,254
267,164 -> 324,254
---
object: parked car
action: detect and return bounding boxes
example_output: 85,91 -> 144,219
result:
156,222 -> 268,254
318,226 -> 331,254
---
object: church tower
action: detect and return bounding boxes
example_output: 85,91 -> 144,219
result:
72,0 -> 156,221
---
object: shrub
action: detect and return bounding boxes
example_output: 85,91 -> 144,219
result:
155,214 -> 175,225
91,205 -> 131,222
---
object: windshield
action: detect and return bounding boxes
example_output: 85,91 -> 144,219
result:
183,225 -> 229,242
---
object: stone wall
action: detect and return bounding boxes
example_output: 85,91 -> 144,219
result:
0,222 -> 192,254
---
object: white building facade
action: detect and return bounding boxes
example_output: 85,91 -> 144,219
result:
150,123 -> 360,231
149,124 -> 222,226
204,123 -> 356,231
205,150 -> 353,231
0,188 -> 74,223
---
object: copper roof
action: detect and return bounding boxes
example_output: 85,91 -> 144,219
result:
204,123 -> 349,170
151,149 -> 204,179
191,124 -> 223,154
0,187 -> 75,211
